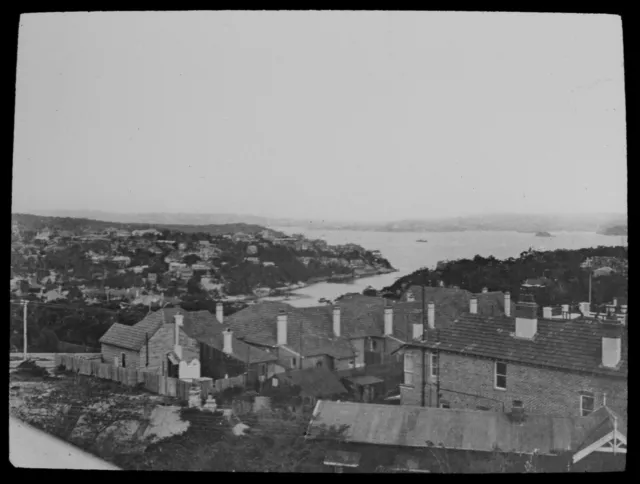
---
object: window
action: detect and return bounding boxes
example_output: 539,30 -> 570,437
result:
494,361 -> 507,390
403,353 -> 414,386
580,393 -> 595,416
440,400 -> 451,409
291,358 -> 297,368
121,352 -> 126,368
430,353 -> 439,379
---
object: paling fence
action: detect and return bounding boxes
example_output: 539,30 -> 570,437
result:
55,355 -> 247,403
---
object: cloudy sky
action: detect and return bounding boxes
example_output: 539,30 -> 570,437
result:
12,11 -> 626,222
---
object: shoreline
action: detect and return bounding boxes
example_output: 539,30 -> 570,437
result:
222,266 -> 398,302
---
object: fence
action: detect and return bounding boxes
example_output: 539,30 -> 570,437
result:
54,355 -> 246,403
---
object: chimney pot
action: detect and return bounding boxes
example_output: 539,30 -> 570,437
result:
620,305 -> 628,314
542,307 -> 553,319
412,323 -> 424,340
482,287 -> 488,293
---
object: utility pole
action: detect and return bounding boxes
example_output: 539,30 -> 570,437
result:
421,275 -> 426,407
22,300 -> 28,361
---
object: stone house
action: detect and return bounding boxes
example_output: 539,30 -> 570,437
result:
395,291 -> 628,420
307,400 -> 627,473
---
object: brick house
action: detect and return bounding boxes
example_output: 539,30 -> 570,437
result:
99,307 -> 276,382
307,400 -> 627,473
395,291 -> 627,420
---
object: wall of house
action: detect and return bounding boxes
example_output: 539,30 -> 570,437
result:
334,357 -> 355,371
199,343 -> 247,380
399,348 -> 628,419
101,344 -> 141,370
146,323 -> 200,375
301,354 -> 333,370
351,338 -> 366,367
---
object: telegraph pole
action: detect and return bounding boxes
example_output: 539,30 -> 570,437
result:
421,274 -> 426,407
22,300 -> 28,361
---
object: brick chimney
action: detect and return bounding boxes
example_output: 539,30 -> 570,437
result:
223,328 -> 233,355
504,292 -> 511,317
470,297 -> 478,315
561,304 -> 570,319
482,287 -> 488,293
406,290 -> 415,302
174,313 -> 184,358
602,321 -> 622,368
427,302 -> 435,329
333,306 -> 341,337
542,307 -> 553,319
277,310 -> 288,345
384,305 -> 393,336
579,301 -> 591,315
216,303 -> 224,324
515,291 -> 538,339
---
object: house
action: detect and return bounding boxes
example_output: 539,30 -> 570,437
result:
147,273 -> 158,284
34,229 -> 52,241
399,286 -> 516,319
111,255 -> 131,267
148,245 -> 163,255
177,267 -> 194,280
232,232 -> 253,242
263,366 -> 348,409
198,240 -> 211,248
114,229 -> 131,238
168,261 -> 187,272
593,266 -> 615,278
306,401 -> 627,473
132,229 -> 161,237
395,290 -> 628,420
224,302 -> 357,371
262,261 -> 276,267
245,257 -> 260,264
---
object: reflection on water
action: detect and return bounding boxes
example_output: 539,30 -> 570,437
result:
264,228 -> 622,307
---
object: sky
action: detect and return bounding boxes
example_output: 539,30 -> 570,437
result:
12,11 -> 627,223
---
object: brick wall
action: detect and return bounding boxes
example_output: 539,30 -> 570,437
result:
101,344 -> 141,370
400,348 -> 627,419
146,323 -> 201,375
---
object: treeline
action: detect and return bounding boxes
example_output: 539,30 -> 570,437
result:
382,246 -> 628,307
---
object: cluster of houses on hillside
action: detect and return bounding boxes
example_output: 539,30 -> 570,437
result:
96,282 -> 628,472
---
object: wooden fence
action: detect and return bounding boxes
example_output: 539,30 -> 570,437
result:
54,354 -> 245,402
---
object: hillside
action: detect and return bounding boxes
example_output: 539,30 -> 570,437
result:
10,213 -> 395,350
381,246 -> 628,308
598,225 -> 627,236
12,213 -> 270,237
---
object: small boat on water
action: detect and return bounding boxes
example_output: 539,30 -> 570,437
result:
416,239 -> 428,243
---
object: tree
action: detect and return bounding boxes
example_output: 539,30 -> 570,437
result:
183,254 -> 201,266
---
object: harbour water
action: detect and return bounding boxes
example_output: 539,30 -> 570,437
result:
263,228 -> 623,307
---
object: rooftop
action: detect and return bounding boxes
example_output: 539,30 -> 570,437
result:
401,313 -> 627,378
274,366 -> 348,398
308,400 -> 626,457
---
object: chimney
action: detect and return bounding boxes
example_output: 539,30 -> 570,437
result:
470,297 -> 478,315
427,302 -> 435,329
439,280 -> 445,288
223,328 -> 233,355
412,322 -> 424,340
136,289 -> 140,298
504,292 -> 511,317
515,291 -> 538,339
277,310 -> 288,345
613,298 -> 618,307
406,291 -> 415,302
333,306 -> 341,337
174,313 -> 184,356
620,305 -> 628,314
606,304 -> 616,316
579,301 -> 591,315
542,307 -> 553,319
561,304 -> 570,319
601,321 -> 622,368
216,303 -> 224,324
384,305 -> 393,336
482,287 -> 488,294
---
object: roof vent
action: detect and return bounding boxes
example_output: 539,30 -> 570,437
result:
510,400 -> 525,423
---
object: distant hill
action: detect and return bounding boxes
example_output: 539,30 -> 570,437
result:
11,213 -> 272,236
598,225 -> 627,236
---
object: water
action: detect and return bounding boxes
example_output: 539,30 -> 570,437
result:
263,228 -> 623,307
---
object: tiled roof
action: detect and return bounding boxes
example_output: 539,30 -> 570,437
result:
99,323 -> 151,351
308,401 -> 624,456
225,302 -> 356,360
406,314 -> 628,378
275,367 -> 348,398
194,327 -> 277,365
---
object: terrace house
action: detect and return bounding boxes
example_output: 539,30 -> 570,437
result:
395,290 -> 628,420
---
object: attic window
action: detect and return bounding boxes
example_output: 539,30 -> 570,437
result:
580,393 -> 595,417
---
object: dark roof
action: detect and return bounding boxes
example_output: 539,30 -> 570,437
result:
225,302 -> 355,360
275,366 -> 348,398
308,401 -> 624,456
404,314 -> 628,378
194,328 -> 277,365
346,375 -> 384,386
99,323 -> 149,351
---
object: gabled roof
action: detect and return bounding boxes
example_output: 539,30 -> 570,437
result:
275,367 -> 348,398
224,302 -> 356,360
401,314 -> 628,378
308,401 -> 625,457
